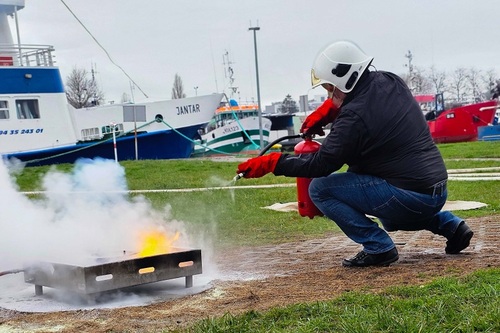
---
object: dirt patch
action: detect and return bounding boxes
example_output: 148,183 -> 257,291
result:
1,216 -> 498,333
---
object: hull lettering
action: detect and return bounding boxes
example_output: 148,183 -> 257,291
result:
0,128 -> 44,135
176,104 -> 201,115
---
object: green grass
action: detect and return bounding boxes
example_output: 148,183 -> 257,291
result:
8,140 -> 500,332
445,159 -> 500,170
11,141 -> 500,246
178,268 -> 499,333
438,141 -> 500,159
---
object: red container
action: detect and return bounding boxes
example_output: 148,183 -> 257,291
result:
294,138 -> 323,219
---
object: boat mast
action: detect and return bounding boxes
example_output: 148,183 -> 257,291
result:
223,50 -> 239,101
405,50 -> 414,93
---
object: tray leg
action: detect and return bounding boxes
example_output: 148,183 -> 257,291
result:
185,275 -> 193,288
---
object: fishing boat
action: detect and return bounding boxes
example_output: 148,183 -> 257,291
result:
416,93 -> 498,143
191,51 -> 271,156
0,0 -> 223,166
191,99 -> 272,156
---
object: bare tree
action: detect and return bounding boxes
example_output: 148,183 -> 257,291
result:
492,79 -> 500,99
400,50 -> 498,103
484,69 -> 499,99
412,67 -> 433,94
171,73 -> 186,99
429,66 -> 447,94
65,67 -> 104,108
449,68 -> 470,102
466,68 -> 485,102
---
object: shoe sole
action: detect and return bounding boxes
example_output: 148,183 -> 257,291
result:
342,255 -> 399,267
445,230 -> 473,254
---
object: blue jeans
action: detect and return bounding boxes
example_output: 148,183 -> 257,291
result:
309,172 -> 463,254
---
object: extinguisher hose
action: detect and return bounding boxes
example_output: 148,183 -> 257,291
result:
258,134 -> 303,157
233,133 -> 305,181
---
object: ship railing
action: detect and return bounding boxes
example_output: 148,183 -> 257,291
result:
0,43 -> 55,67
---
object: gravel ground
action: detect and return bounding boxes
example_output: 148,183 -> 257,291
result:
0,215 -> 498,333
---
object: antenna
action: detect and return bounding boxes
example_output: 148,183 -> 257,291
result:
404,50 -> 414,92
90,61 -> 96,82
222,50 -> 238,99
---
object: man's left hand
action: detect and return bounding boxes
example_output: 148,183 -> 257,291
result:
300,98 -> 340,136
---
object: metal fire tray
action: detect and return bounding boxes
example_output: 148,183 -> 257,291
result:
23,248 -> 202,296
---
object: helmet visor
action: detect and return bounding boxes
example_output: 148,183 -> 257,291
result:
311,69 -> 323,88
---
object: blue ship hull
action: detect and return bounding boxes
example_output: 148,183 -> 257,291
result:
5,125 -> 199,166
478,125 -> 500,141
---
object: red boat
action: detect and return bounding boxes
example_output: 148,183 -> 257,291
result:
416,94 -> 498,143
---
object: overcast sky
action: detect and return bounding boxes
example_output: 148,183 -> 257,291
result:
9,0 -> 500,106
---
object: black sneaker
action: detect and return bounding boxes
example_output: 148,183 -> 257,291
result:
342,248 -> 399,267
445,221 -> 473,254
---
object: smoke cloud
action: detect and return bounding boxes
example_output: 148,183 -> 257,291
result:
0,158 -> 191,272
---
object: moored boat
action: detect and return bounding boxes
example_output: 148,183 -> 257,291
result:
192,50 -> 272,157
192,100 -> 272,156
416,93 -> 497,143
0,0 -> 223,166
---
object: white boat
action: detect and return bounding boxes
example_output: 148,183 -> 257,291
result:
192,100 -> 272,156
0,0 -> 223,166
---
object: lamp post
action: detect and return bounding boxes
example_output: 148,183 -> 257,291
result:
249,25 -> 264,150
194,86 -> 198,96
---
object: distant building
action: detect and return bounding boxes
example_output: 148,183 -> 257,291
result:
264,102 -> 281,114
264,93 -> 328,114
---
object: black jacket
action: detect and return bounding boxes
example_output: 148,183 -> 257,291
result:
274,70 -> 447,191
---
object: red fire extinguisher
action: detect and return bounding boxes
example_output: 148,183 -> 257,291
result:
233,134 -> 324,219
294,137 -> 323,219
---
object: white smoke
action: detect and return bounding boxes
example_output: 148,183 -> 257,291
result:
0,158 -> 190,271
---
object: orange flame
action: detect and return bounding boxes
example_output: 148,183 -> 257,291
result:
138,228 -> 180,257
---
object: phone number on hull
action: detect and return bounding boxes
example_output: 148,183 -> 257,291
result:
0,128 -> 44,135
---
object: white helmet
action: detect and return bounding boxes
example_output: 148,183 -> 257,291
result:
311,40 -> 373,93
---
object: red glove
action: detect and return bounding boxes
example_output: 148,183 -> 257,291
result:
300,98 -> 340,136
236,152 -> 281,178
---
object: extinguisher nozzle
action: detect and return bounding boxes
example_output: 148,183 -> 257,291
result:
233,172 -> 245,182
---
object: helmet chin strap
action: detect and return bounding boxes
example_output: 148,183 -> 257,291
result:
327,89 -> 334,99
328,85 -> 345,108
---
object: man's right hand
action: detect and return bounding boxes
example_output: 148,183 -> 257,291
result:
300,98 -> 340,136
236,152 -> 281,178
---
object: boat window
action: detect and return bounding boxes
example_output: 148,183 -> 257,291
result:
0,100 -> 9,120
16,99 -> 40,119
101,123 -> 124,134
81,127 -> 100,141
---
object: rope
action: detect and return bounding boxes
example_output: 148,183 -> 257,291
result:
222,93 -> 260,150
15,100 -> 276,164
158,119 -> 236,156
21,183 -> 297,196
59,0 -> 148,98
18,119 -> 158,165
163,93 -> 269,156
